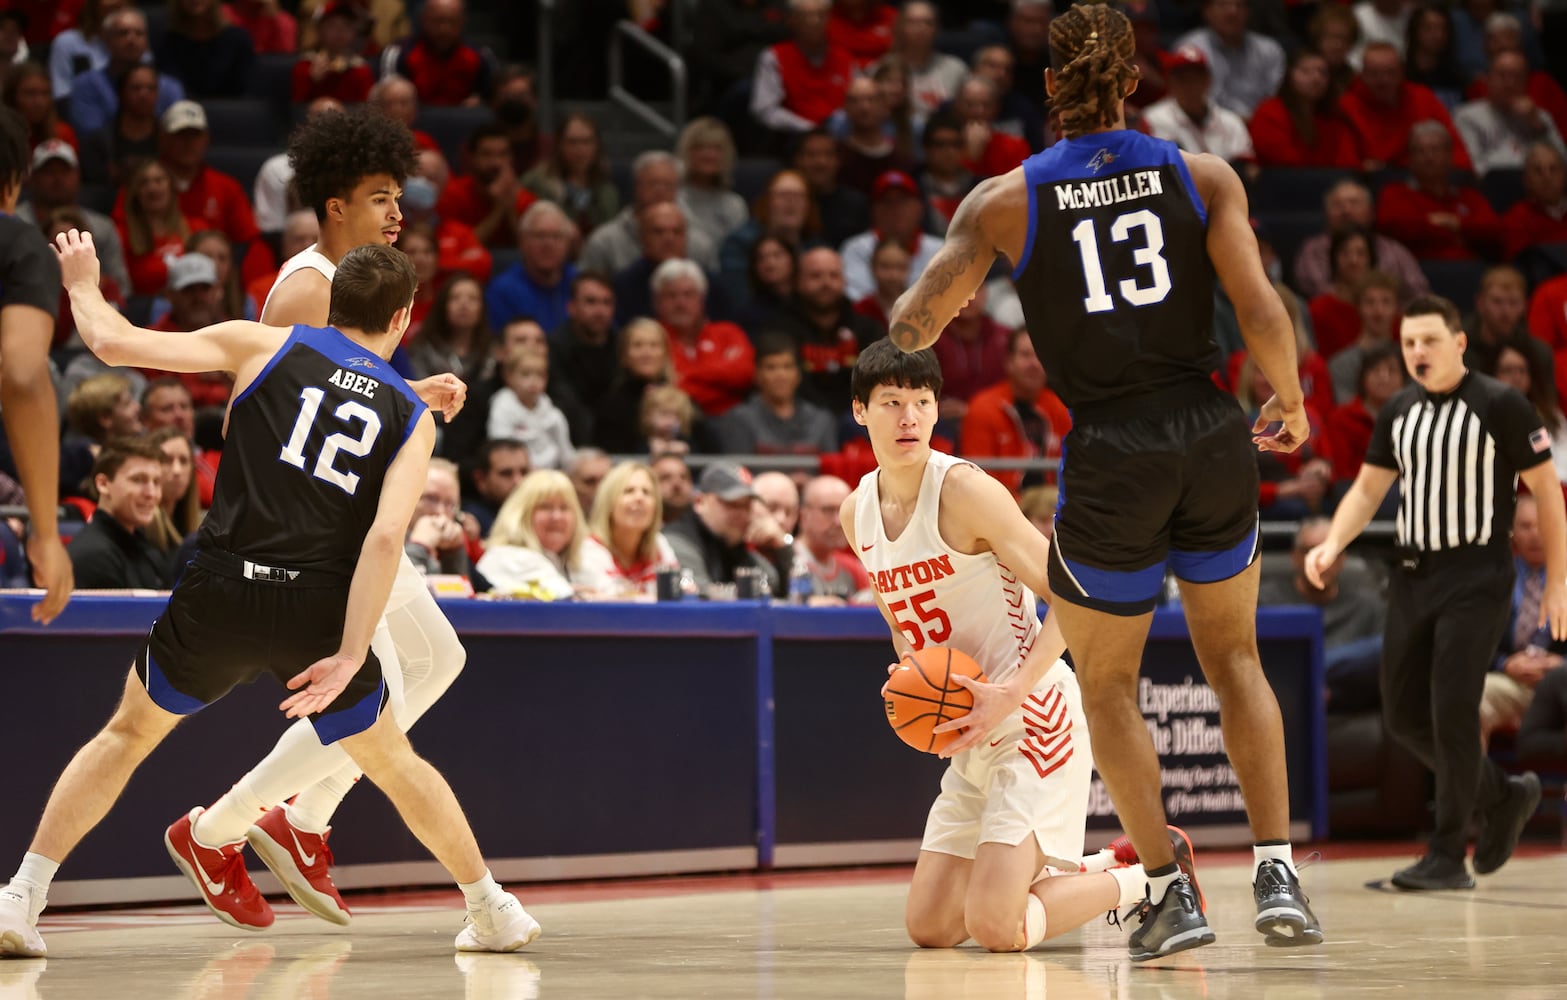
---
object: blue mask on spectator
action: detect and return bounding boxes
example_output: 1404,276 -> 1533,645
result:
402,177 -> 437,213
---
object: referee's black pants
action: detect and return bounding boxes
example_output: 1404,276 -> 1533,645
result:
1380,547 -> 1514,861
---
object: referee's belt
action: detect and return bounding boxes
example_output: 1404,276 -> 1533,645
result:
1393,544 -> 1508,574
194,548 -> 347,586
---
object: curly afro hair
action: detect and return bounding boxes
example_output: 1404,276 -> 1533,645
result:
288,105 -> 418,221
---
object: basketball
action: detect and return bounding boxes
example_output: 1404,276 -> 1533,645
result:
884,646 -> 986,754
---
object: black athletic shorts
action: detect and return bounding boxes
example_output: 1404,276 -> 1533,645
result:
1048,382 -> 1261,616
134,549 -> 387,743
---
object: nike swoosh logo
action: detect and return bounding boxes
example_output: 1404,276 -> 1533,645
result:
290,828 -> 318,867
860,543 -> 874,551
188,842 -> 226,896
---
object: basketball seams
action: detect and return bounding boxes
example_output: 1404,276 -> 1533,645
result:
886,647 -> 983,754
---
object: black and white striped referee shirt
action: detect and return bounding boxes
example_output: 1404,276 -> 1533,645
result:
1365,371 -> 1552,552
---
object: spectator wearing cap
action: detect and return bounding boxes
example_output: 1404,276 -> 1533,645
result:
1375,119 -> 1501,260
774,246 -> 881,407
1144,44 -> 1254,163
1294,178 -> 1430,300
1339,41 -> 1471,171
1502,143 -> 1567,261
486,201 -> 580,334
833,76 -> 917,197
1454,50 -> 1567,177
154,0 -> 255,98
18,140 -> 130,294
434,122 -> 538,249
381,0 -> 495,107
654,258 -> 754,417
664,462 -> 782,594
225,0 -> 300,54
839,169 -> 942,302
3,63 -> 75,154
952,75 -> 1030,180
147,253 -> 234,408
1174,0 -> 1285,120
69,8 -> 185,136
581,151 -> 719,278
751,0 -> 854,136
1248,48 -> 1361,169
292,3 -> 374,104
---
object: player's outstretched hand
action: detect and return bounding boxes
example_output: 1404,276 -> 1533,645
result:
409,373 -> 468,421
1252,395 -> 1310,454
1301,540 -> 1339,590
281,653 -> 360,719
1541,577 -> 1567,641
52,229 -> 101,290
26,532 -> 72,624
932,672 -> 1010,759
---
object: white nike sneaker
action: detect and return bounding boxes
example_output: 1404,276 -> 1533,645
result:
0,881 -> 46,959
454,893 -> 541,953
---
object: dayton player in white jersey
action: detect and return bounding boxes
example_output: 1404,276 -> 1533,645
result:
169,107 -> 475,930
842,339 -> 1169,952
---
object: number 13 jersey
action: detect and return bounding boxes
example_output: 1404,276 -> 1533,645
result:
854,451 -> 1046,689
1010,129 -> 1220,409
199,324 -> 427,576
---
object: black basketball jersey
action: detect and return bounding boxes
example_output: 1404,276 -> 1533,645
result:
0,212 -> 61,320
1010,130 -> 1219,410
199,324 -> 427,576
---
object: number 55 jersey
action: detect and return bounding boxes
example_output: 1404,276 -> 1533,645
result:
1010,129 -> 1220,410
199,323 -> 427,577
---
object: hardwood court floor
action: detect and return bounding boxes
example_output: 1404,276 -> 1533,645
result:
3,848 -> 1563,1000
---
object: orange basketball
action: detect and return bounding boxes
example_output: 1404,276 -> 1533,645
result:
884,646 -> 987,754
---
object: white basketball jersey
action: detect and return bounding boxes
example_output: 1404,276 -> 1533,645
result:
260,244 -> 336,318
854,451 -> 1046,688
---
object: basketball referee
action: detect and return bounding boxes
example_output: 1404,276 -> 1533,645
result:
1306,294 -> 1567,890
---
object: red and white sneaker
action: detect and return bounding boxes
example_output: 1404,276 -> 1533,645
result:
1107,824 -> 1205,913
247,806 -> 351,926
164,808 -> 274,930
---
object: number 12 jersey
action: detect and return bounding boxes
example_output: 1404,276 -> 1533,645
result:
199,324 -> 427,576
1010,130 -> 1221,409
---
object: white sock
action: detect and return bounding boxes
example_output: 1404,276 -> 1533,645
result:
1253,842 -> 1297,879
459,871 -> 503,908
13,854 -> 60,896
287,768 -> 360,835
1022,892 -> 1047,949
1079,848 -> 1118,874
194,781 -> 271,846
1108,864 -> 1147,910
1146,864 -> 1181,905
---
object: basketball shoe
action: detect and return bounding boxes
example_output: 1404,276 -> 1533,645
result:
165,808 -> 274,930
1107,825 -> 1204,912
247,806 -> 351,925
1474,772 -> 1542,875
455,892 -> 542,953
1122,874 -> 1214,962
1254,859 -> 1325,945
0,881 -> 46,958
1389,852 -> 1474,891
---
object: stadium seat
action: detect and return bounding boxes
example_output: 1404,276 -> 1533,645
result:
200,98 -> 286,147
204,146 -> 277,195
414,106 -> 495,172
1481,168 -> 1525,214
732,157 -> 780,205
1249,168 -> 1358,215
1418,258 -> 1488,308
248,53 -> 297,113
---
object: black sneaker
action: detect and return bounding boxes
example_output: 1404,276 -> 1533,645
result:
1474,772 -> 1542,875
1125,875 -> 1215,962
1253,860 -> 1324,947
1390,853 -> 1474,891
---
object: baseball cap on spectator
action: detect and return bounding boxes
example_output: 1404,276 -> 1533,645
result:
162,101 -> 209,134
167,253 -> 218,291
697,462 -> 757,501
1162,45 -> 1209,74
31,140 -> 77,171
871,170 -> 919,201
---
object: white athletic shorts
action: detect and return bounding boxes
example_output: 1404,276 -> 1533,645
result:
919,660 -> 1091,871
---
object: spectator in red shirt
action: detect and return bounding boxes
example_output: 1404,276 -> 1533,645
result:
751,0 -> 854,135
1376,119 -> 1502,259
436,122 -> 538,248
1249,48 -> 1361,168
959,328 -> 1072,497
400,148 -> 492,283
291,3 -> 374,104
1502,142 -> 1567,260
1308,227 -> 1378,361
953,75 -> 1031,179
654,258 -> 755,417
1326,339 -> 1406,484
3,63 -> 76,154
383,0 -> 493,107
371,74 -> 443,158
931,284 -> 1011,419
224,0 -> 298,54
1525,270 -> 1567,403
118,158 -> 205,295
827,0 -> 895,69
141,377 -> 219,506
146,253 -> 235,408
1339,41 -> 1472,171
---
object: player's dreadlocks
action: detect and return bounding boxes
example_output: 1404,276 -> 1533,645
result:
288,105 -> 419,221
1048,2 -> 1140,139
